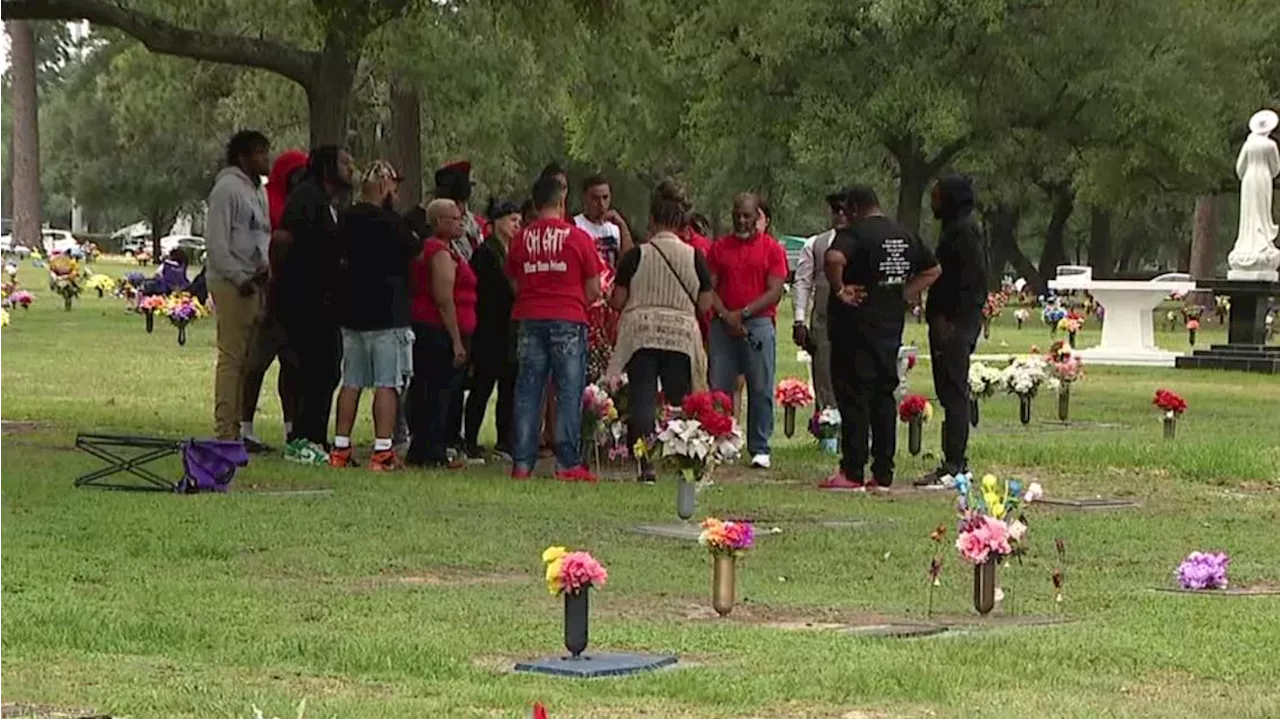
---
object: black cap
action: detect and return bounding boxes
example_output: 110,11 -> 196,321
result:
825,188 -> 852,209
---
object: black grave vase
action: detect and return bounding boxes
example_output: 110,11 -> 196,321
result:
1019,395 -> 1032,425
145,309 -> 154,333
1057,384 -> 1070,422
563,589 -> 589,659
973,560 -> 997,616
784,406 -> 796,438
177,323 -> 187,346
908,417 -> 922,455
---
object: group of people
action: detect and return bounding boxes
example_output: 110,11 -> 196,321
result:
204,128 -> 987,489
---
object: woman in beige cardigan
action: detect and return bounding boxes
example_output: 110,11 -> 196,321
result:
607,180 -> 714,482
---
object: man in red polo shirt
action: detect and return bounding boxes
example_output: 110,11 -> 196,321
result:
505,174 -> 603,481
707,192 -> 789,469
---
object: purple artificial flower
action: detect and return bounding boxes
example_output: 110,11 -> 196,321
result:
1176,551 -> 1230,590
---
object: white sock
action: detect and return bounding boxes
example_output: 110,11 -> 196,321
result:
240,421 -> 255,439
373,438 -> 392,451
334,435 -> 352,449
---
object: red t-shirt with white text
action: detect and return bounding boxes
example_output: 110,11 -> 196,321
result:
506,217 -> 601,324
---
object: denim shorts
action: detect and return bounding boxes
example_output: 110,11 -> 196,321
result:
340,326 -> 414,390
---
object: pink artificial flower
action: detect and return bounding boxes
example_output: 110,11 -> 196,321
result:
559,551 -> 608,593
956,530 -> 991,564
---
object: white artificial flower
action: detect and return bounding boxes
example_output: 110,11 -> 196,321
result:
1008,520 -> 1028,542
1023,482 -> 1043,502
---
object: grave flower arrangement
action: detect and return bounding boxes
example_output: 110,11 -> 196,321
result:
699,517 -> 754,557
47,256 -> 81,310
85,273 -> 115,298
1014,307 -> 1030,328
1153,388 -> 1186,439
952,473 -> 1043,615
543,546 -> 608,596
898,393 -> 933,454
1185,318 -> 1200,345
1002,355 -> 1048,424
968,362 -> 1003,399
1042,304 -> 1066,332
809,406 -> 842,454
164,293 -> 207,345
1175,551 -> 1230,590
581,382 -> 617,447
0,308 -> 9,328
637,390 -> 744,483
6,289 -> 34,309
775,378 -> 814,437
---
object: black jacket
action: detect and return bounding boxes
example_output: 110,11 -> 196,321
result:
469,235 -> 515,356
926,174 -> 988,321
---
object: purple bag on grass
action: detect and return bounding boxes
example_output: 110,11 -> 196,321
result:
176,440 -> 249,493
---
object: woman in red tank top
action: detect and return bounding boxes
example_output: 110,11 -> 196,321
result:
406,200 -> 478,468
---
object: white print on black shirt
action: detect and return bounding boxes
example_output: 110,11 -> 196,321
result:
523,225 -> 570,274
878,237 -> 911,285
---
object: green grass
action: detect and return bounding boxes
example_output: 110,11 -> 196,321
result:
3,259 -> 1280,718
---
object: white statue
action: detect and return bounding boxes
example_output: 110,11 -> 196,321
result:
1227,110 -> 1280,281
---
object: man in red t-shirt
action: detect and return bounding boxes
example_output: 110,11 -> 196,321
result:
707,192 -> 789,469
505,174 -> 603,481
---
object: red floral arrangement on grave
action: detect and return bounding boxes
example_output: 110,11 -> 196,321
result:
774,378 -> 815,408
680,390 -> 736,438
1185,319 -> 1200,331
1152,389 -> 1187,416
898,393 -> 933,423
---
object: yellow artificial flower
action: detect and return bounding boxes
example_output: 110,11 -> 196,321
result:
923,402 -> 934,421
1,309 -> 9,328
541,546 -> 567,564
982,474 -> 998,491
633,438 -> 648,459
545,558 -> 563,595
985,493 -> 1006,518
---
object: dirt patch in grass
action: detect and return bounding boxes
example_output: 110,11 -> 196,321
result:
1,703 -> 102,719
1,421 -> 44,435
359,568 -> 532,589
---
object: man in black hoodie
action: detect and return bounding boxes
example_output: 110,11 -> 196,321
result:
917,174 -> 988,486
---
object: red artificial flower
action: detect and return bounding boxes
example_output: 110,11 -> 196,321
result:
897,393 -> 929,422
680,390 -> 736,437
1152,388 -> 1187,415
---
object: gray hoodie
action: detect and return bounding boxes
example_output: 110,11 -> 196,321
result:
205,166 -> 270,287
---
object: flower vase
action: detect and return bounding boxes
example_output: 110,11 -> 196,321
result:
563,589 -> 589,659
783,406 -> 796,438
145,310 -> 154,333
982,318 -> 991,339
1019,395 -> 1032,425
676,477 -> 696,521
973,560 -> 997,615
819,437 -> 838,455
907,417 -> 922,455
63,294 -> 72,311
177,323 -> 187,346
1057,384 -> 1070,422
969,397 -> 980,427
712,554 -> 737,617
1016,318 -> 1023,330
1068,330 -> 1077,347
1188,328 -> 1197,346
96,288 -> 104,298
1163,416 -> 1177,440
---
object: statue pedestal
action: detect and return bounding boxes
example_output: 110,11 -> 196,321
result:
1048,270 -> 1196,367
1175,280 -> 1279,374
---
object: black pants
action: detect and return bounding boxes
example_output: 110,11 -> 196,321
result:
446,375 -> 466,448
242,313 -> 299,425
832,330 -> 900,483
464,334 -> 516,451
406,324 -> 467,466
929,315 -> 982,475
626,349 -> 693,454
287,322 -> 341,446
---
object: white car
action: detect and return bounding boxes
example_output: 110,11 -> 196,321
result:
0,234 -> 32,257
42,229 -> 79,256
159,234 -> 206,258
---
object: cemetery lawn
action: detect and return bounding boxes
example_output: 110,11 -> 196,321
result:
3,262 -> 1279,719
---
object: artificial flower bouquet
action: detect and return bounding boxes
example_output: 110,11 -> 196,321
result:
581,382 -> 618,447
1014,307 -> 1030,328
1045,341 -> 1084,386
1056,315 -> 1083,336
48,256 -> 82,308
968,362 -> 1003,399
138,294 -> 167,313
699,517 -> 754,557
6,289 -> 34,310
164,293 -> 206,327
637,390 -> 744,482
953,473 -> 1043,565
774,378 -> 815,408
983,291 -> 1007,319
897,393 -> 933,423
85,273 -> 115,297
808,407 -> 841,440
542,546 -> 608,596
1152,388 -> 1187,419
1175,551 -> 1229,590
1000,355 -> 1049,398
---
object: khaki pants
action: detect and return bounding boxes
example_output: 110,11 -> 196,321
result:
210,278 -> 264,440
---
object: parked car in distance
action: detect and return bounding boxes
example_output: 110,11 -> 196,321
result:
160,235 -> 206,262
121,236 -> 149,256
42,229 -> 78,256
0,233 -> 32,257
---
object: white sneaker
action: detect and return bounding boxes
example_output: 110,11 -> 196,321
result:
750,454 -> 771,469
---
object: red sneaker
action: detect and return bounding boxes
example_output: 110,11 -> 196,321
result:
818,470 -> 864,490
511,467 -> 532,481
369,449 -> 401,472
555,466 -> 598,483
329,446 -> 355,468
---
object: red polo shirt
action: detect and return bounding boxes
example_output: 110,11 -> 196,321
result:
506,217 -> 601,324
707,232 -> 789,320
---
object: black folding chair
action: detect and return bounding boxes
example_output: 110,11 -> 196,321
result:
74,433 -> 183,491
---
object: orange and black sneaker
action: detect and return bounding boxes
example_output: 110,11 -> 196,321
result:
329,446 -> 355,468
369,449 -> 401,472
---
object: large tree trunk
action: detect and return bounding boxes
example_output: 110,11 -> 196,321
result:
1038,182 -> 1074,280
1088,207 -> 1113,278
895,162 -> 928,238
387,72 -> 422,212
305,53 -> 356,147
2,129 -> 14,219
1188,194 -> 1220,308
887,134 -> 968,237
8,20 -> 41,250
989,204 -> 1042,293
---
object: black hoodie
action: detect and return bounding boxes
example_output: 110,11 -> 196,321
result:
926,174 -> 987,321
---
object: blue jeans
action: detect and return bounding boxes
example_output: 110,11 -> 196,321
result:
709,316 -> 777,456
512,320 -> 588,472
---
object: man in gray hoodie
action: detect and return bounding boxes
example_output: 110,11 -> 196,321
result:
206,130 -> 272,441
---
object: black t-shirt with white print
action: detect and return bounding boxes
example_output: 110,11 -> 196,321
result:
826,215 -> 937,335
